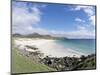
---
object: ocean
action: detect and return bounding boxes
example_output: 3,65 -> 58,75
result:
55,39 -> 96,55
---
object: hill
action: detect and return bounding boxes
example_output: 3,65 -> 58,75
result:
12,33 -> 68,40
12,43 -> 56,74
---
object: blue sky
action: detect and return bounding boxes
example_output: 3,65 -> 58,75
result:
12,1 -> 96,39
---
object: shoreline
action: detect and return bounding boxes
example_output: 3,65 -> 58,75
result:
13,37 -> 96,71
14,38 -> 92,58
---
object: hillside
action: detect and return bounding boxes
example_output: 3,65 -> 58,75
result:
12,33 -> 68,40
12,44 -> 56,74
73,54 -> 96,70
41,54 -> 96,71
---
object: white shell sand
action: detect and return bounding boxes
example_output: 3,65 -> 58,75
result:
14,38 -> 85,58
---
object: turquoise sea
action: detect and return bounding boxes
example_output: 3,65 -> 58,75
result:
56,39 -> 96,55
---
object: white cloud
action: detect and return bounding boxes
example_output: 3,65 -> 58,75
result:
71,6 -> 95,38
49,25 -> 95,39
83,7 -> 94,16
71,6 -> 94,16
72,6 -> 88,10
12,2 -> 42,34
68,25 -> 95,39
66,31 -> 95,39
65,30 -> 94,39
75,18 -> 85,23
71,5 -> 95,26
31,28 -> 50,35
77,25 -> 86,30
89,15 -> 95,26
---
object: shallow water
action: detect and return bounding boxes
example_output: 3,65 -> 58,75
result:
55,39 -> 96,55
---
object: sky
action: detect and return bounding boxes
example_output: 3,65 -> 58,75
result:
12,0 -> 96,39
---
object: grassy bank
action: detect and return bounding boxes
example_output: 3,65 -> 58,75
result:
11,43 -> 56,74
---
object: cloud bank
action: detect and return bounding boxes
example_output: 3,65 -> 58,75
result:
12,1 -> 42,34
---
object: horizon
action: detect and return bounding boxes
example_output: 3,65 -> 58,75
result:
12,1 -> 96,39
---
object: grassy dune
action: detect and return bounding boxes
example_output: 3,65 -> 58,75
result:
11,44 -> 56,74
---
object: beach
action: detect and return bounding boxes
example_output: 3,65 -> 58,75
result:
14,38 -> 86,58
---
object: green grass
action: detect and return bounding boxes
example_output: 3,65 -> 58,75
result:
12,43 -> 56,74
77,56 -> 96,70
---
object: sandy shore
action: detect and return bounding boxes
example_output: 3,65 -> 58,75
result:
14,38 -> 85,58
